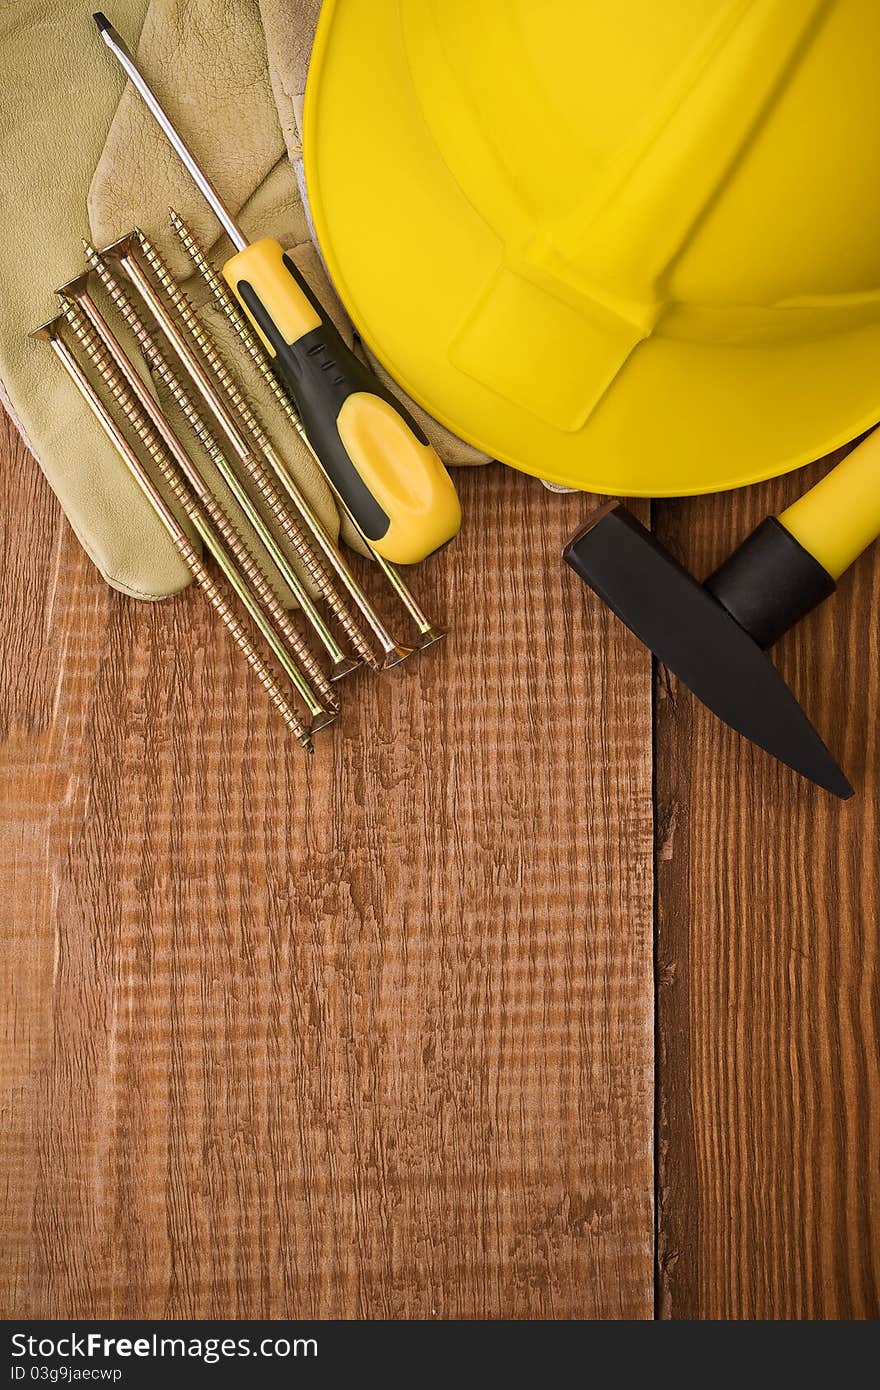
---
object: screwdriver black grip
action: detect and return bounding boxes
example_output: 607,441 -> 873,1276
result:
223,238 -> 461,564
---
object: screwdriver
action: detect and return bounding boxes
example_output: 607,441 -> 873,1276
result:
92,12 -> 462,565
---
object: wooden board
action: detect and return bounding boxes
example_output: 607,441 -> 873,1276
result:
0,412 -> 654,1320
4,395 -> 878,1321
655,458 -> 880,1320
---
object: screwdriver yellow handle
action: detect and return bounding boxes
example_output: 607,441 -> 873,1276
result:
223,238 -> 461,564
779,427 -> 880,580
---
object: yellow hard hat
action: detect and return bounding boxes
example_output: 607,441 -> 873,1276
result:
304,0 -> 880,496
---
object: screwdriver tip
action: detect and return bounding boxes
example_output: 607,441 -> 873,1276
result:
92,12 -> 110,33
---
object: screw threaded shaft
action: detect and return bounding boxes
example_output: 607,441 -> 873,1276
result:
46,313 -> 312,750
170,212 -> 277,405
64,288 -> 337,713
183,548 -> 314,749
135,230 -> 379,668
84,247 -> 247,477
95,239 -> 355,671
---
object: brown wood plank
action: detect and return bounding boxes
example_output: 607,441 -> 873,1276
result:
1,410 -> 654,1320
655,454 -> 880,1320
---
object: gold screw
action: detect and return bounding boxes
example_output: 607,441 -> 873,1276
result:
59,293 -> 336,728
134,229 -> 388,668
66,264 -> 338,714
169,208 -> 447,650
32,318 -> 313,751
139,227 -> 421,669
88,234 -> 360,680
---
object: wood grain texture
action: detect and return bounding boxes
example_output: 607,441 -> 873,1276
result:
655,453 -> 880,1320
0,409 -> 654,1320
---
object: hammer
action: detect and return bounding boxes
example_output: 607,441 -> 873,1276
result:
564,429 -> 880,798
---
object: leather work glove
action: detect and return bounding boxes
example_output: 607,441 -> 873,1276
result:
1,0 -> 486,604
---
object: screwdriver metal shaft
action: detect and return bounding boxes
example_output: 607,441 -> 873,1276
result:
93,12 -> 246,251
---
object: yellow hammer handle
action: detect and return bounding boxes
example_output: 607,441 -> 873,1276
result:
779,427 -> 880,580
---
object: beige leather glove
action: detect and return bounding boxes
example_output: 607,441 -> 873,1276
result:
0,0 -> 193,599
1,0 -> 484,604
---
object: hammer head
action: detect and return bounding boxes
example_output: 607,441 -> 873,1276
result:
564,502 -> 853,798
